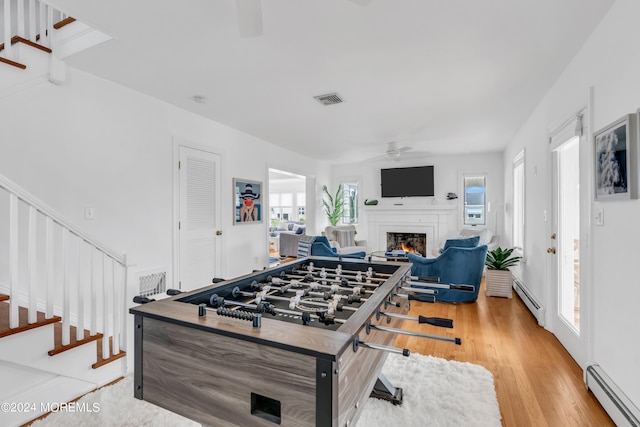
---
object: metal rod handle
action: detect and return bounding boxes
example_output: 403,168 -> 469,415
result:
357,340 -> 410,356
370,324 -> 461,345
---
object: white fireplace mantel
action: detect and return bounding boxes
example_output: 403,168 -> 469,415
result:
364,204 -> 458,256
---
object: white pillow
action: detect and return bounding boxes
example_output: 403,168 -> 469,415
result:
277,221 -> 289,231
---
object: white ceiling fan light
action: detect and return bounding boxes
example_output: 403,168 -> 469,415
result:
236,0 -> 263,38
386,141 -> 412,161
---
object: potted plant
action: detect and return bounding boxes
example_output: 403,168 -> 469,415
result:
485,247 -> 522,298
322,185 -> 344,226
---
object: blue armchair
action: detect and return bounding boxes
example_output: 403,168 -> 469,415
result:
301,236 -> 366,259
407,244 -> 488,303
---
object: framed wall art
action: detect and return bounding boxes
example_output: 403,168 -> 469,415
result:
233,178 -> 263,224
593,114 -> 637,200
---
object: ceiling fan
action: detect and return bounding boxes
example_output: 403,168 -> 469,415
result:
235,0 -> 373,37
371,141 -> 413,162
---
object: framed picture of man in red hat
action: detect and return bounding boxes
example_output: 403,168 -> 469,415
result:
233,178 -> 263,224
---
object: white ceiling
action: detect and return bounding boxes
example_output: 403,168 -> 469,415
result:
49,0 -> 614,163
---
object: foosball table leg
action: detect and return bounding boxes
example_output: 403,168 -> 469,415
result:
370,373 -> 403,406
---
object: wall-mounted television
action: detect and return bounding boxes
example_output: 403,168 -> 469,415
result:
381,165 -> 435,198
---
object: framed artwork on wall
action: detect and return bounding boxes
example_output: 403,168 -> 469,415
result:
233,178 -> 263,224
593,114 -> 637,200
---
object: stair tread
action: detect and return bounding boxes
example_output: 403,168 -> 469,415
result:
92,336 -> 126,369
48,323 -> 103,356
0,302 -> 61,338
0,294 -> 8,302
0,370 -> 96,426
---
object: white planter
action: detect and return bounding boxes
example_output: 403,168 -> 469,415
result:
485,269 -> 513,298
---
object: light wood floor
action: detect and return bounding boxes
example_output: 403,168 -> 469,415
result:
393,280 -> 614,427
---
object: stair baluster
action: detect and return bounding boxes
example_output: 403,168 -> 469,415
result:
9,193 -> 19,328
27,205 -> 37,324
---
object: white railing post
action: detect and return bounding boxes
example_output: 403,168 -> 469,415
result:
61,228 -> 70,345
45,216 -> 54,318
27,205 -> 37,324
45,3 -> 52,48
90,247 -> 97,336
28,0 -> 36,42
102,253 -> 110,358
112,260 -> 119,355
120,254 -> 128,352
17,0 -> 25,38
4,0 -> 13,59
38,0 -> 45,45
76,239 -> 84,341
9,194 -> 19,329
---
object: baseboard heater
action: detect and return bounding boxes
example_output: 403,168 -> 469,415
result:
512,277 -> 545,327
586,364 -> 640,427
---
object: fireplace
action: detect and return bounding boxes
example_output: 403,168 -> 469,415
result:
386,232 -> 427,257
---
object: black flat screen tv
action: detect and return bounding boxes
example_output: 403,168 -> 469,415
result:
381,165 -> 435,197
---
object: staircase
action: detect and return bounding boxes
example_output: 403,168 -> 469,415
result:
0,172 -> 128,426
1,0 -> 111,97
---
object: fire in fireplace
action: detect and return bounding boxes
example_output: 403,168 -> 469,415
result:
386,232 -> 427,257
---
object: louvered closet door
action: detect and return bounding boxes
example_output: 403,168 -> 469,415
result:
178,146 -> 221,291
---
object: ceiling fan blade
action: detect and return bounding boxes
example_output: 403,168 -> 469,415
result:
236,0 -> 263,37
348,0 -> 373,6
398,146 -> 412,153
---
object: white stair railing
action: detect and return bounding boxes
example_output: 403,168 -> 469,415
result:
1,0 -> 70,62
0,172 -> 128,358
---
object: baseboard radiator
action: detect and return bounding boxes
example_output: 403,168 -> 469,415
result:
586,364 -> 640,427
512,277 -> 545,327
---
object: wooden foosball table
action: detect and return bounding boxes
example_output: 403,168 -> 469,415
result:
130,256 -> 459,427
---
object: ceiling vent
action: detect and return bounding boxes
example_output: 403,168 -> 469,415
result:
314,92 -> 344,106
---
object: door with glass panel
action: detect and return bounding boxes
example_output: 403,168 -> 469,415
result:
549,113 -> 588,367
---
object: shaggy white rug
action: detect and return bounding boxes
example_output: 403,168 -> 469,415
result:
31,353 -> 501,427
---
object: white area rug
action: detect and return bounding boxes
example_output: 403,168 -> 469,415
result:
31,353 -> 501,427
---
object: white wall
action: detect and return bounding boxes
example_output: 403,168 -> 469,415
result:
330,152 -> 504,246
0,67 -> 331,285
502,0 -> 640,408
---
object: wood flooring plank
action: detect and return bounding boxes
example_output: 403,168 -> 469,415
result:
393,279 -> 614,427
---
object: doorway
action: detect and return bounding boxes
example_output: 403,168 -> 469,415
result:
548,111 -> 588,367
268,169 -> 306,262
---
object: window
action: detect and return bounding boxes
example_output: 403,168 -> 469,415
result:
463,176 -> 486,225
341,183 -> 358,224
513,150 -> 525,251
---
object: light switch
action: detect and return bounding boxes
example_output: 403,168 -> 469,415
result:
85,207 -> 95,220
594,207 -> 604,226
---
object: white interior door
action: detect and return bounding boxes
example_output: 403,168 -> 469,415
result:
178,146 -> 221,291
548,114 -> 588,367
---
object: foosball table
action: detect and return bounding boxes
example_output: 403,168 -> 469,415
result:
130,256 -> 461,427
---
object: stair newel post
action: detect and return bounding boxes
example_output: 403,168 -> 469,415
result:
102,253 -> 110,358
61,227 -> 70,346
27,205 -> 37,324
112,259 -> 119,355
45,216 -> 54,318
90,247 -> 97,336
28,0 -> 36,42
76,239 -> 84,341
9,193 -> 19,329
3,0 -> 13,60
119,253 -> 128,356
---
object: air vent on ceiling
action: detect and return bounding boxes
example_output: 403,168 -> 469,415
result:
314,92 -> 344,106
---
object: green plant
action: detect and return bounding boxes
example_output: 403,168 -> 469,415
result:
485,247 -> 522,270
322,185 -> 344,226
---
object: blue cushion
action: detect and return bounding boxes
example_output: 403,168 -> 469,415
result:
442,236 -> 480,251
295,226 -> 305,235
